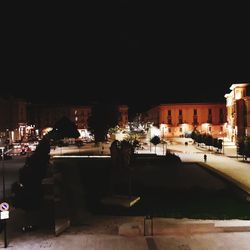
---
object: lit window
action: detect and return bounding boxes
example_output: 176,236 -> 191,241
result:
235,90 -> 242,100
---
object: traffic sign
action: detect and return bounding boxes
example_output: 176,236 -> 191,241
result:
0,202 -> 9,212
0,211 -> 9,220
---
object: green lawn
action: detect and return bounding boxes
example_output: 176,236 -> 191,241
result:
53,156 -> 250,220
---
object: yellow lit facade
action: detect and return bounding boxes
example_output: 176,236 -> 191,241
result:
225,83 -> 250,141
146,103 -> 226,138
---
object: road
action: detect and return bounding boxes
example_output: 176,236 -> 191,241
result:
0,156 -> 26,201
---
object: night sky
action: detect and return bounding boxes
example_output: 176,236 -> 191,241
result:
2,3 -> 249,115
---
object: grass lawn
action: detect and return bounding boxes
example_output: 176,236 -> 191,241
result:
53,156 -> 250,220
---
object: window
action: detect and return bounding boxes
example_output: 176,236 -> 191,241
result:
194,109 -> 197,115
219,108 -> 224,123
207,117 -> 212,123
179,127 -> 182,132
179,118 -> 183,124
235,89 -> 242,100
168,118 -> 172,124
193,117 -> 198,125
209,126 -> 211,132
179,110 -> 182,116
168,128 -> 171,133
168,110 -> 171,116
208,109 -> 212,123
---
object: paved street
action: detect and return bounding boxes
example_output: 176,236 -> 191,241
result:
4,231 -> 250,249
0,156 -> 26,200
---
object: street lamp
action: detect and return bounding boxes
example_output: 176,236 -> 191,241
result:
0,146 -> 8,248
149,127 -> 151,152
219,131 -> 225,154
0,147 -> 6,200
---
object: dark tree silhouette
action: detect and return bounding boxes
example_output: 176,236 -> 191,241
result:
11,136 -> 51,211
150,135 -> 161,153
11,116 -> 80,230
237,136 -> 250,160
49,116 -> 80,140
88,103 -> 119,142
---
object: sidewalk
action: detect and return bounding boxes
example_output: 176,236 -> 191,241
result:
3,229 -> 250,249
168,142 -> 250,195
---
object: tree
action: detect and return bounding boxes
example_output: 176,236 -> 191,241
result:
238,136 -> 250,160
205,134 -> 213,150
11,116 -> 80,230
88,103 -> 119,142
150,135 -> 161,154
237,138 -> 245,159
217,139 -> 223,152
11,136 -> 51,212
244,137 -> 250,158
49,116 -> 80,141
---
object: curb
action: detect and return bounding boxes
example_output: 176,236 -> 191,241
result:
119,219 -> 250,237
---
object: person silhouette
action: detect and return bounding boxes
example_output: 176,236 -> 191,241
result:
204,154 -> 207,162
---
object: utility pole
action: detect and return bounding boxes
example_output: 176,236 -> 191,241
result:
1,147 -> 8,248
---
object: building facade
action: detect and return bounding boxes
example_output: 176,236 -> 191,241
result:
0,97 -> 129,143
0,97 -> 28,142
29,103 -> 128,137
145,103 -> 226,138
225,83 -> 250,142
118,105 -> 129,128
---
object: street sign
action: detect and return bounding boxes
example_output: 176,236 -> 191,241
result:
0,211 -> 9,220
0,202 -> 9,212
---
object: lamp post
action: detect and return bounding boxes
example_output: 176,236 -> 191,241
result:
149,125 -> 152,152
0,147 -> 6,200
149,128 -> 151,152
1,146 -> 8,248
219,132 -> 225,154
162,125 -> 166,155
222,134 -> 225,154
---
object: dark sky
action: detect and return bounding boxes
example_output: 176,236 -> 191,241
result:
1,3 -> 249,115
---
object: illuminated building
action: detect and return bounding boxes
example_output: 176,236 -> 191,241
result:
225,83 -> 250,142
29,104 -> 128,137
118,105 -> 129,128
0,97 -> 28,142
145,103 -> 226,138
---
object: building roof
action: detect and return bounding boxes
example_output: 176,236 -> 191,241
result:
230,83 -> 249,90
159,102 -> 225,107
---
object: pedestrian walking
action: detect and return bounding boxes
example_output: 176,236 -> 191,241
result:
204,154 -> 207,162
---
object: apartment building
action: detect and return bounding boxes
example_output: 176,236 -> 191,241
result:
145,103 -> 226,138
225,83 -> 250,141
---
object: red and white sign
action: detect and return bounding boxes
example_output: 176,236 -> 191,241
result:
0,202 -> 9,212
